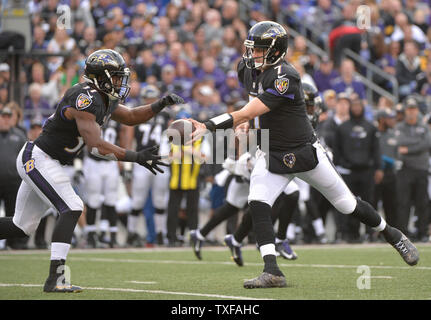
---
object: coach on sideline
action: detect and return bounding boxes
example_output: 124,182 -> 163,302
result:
0,107 -> 27,249
394,97 -> 431,242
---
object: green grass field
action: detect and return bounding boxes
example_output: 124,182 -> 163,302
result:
0,243 -> 430,300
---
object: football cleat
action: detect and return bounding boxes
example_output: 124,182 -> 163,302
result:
275,239 -> 298,260
392,233 -> 419,266
43,283 -> 83,293
243,272 -> 287,289
224,234 -> 243,267
190,230 -> 203,260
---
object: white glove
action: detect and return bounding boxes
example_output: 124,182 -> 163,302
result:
222,157 -> 237,174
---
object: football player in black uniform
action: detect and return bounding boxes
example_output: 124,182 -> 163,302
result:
189,21 -> 419,289
0,49 -> 184,292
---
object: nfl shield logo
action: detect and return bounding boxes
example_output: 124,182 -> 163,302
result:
274,78 -> 289,94
283,153 -> 296,168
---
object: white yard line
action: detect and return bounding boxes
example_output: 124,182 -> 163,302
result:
126,281 -> 158,284
0,283 -> 271,300
0,255 -> 429,270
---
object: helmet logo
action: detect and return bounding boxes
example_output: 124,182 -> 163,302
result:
76,93 -> 93,110
274,78 -> 289,94
90,53 -> 118,68
262,27 -> 284,39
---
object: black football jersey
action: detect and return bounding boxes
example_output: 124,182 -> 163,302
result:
134,111 -> 170,151
87,119 -> 121,161
237,60 -> 314,151
35,82 -> 119,165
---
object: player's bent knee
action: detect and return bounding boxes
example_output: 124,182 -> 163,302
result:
12,216 -> 39,236
333,196 -> 357,214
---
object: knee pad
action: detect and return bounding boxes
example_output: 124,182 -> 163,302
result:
333,194 -> 357,214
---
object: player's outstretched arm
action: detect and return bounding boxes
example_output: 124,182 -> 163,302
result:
70,108 -> 167,175
112,93 -> 184,126
188,97 -> 270,143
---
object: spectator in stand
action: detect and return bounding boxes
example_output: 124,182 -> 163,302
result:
96,10 -> 117,42
69,0 -> 95,29
32,25 -> 48,50
202,9 -> 224,44
219,26 -> 241,71
221,0 -> 247,40
159,64 -> 181,96
396,40 -> 422,100
195,55 -> 226,90
292,60 -> 316,88
329,1 -> 363,68
46,28 -> 76,73
306,0 -> 342,48
391,12 -> 427,49
161,41 -> 183,69
152,35 -> 169,66
219,70 -> 247,105
5,101 -> 27,137
77,26 -> 100,56
125,80 -> 142,109
417,60 -> 431,98
92,0 -> 115,28
331,58 -> 367,102
0,83 -> 9,106
124,14 -> 145,47
30,62 -> 61,109
174,59 -> 195,102
313,55 -> 340,93
23,83 -> 52,128
287,35 -> 313,74
156,16 -> 171,41
190,82 -> 226,121
135,48 -> 162,83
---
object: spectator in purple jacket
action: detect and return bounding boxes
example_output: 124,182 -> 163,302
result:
195,56 -> 226,90
313,55 -> 340,93
124,14 -> 145,47
219,70 -> 247,105
331,58 -> 367,101
24,83 -> 52,127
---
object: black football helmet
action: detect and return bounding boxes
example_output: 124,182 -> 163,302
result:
303,82 -> 325,127
243,21 -> 288,70
84,49 -> 131,101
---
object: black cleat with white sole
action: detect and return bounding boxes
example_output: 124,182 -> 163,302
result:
190,230 -> 203,260
224,234 -> 243,267
392,233 -> 419,266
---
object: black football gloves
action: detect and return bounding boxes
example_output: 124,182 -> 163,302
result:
151,93 -> 184,113
124,146 -> 169,175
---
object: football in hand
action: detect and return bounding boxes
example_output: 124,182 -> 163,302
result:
166,119 -> 196,145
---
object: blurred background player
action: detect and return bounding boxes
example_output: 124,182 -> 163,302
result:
82,118 -> 127,248
124,85 -> 172,246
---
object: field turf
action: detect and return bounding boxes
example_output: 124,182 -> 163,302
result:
0,243 -> 430,301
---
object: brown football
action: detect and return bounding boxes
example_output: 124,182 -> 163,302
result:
166,119 -> 196,145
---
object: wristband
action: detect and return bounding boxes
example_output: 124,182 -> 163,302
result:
204,113 -> 234,132
124,150 -> 138,162
150,99 -> 166,113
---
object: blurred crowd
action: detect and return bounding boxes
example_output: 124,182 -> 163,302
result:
1,0 -> 431,249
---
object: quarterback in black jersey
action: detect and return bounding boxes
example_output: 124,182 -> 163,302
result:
189,21 -> 418,289
0,49 -> 184,292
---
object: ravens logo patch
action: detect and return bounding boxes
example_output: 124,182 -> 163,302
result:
283,153 -> 296,168
274,78 -> 289,95
76,93 -> 92,110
